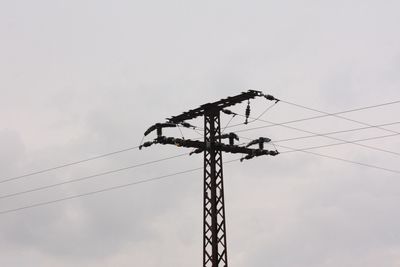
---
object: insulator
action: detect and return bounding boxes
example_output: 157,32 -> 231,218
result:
181,122 -> 194,128
139,141 -> 154,150
218,133 -> 239,146
240,154 -> 254,162
244,100 -> 250,124
260,137 -> 271,143
228,133 -> 239,145
222,109 -> 235,116
190,148 -> 203,156
264,94 -> 280,103
270,150 -> 279,156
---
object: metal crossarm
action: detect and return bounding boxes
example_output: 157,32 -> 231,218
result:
155,136 -> 278,157
168,90 -> 266,124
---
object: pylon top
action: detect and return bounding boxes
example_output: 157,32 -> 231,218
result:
168,90 -> 276,124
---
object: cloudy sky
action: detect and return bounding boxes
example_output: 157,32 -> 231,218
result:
1,0 -> 400,266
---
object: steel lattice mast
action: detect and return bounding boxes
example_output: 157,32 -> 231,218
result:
203,108 -> 228,266
141,90 -> 279,267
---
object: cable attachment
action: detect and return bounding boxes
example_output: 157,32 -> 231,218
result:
180,122 -> 196,129
222,109 -> 237,116
263,94 -> 280,103
139,141 -> 155,150
246,137 -> 271,150
244,100 -> 251,124
218,133 -> 239,145
189,148 -> 204,156
270,150 -> 279,156
240,148 -> 279,162
240,154 -> 255,162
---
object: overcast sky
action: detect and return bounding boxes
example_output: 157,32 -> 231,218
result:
1,0 -> 400,266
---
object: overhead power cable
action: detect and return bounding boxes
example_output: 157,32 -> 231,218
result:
0,159 -> 240,216
272,121 -> 400,143
4,100 -> 397,187
279,99 -> 400,135
277,133 -> 399,153
221,115 -> 236,134
250,102 -> 279,123
2,138 -> 400,216
234,100 -> 400,133
0,168 -> 201,215
177,125 -> 185,139
276,143 -> 400,175
225,101 -> 278,129
236,114 -> 400,157
0,145 -> 140,184
0,153 -> 188,200
238,135 -> 400,174
7,132 -> 395,201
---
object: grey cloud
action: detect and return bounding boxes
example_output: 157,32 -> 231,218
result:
1,0 -> 400,266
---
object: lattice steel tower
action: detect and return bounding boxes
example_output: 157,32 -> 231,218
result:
141,90 -> 279,267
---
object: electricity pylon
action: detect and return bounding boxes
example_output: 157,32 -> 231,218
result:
141,90 -> 279,267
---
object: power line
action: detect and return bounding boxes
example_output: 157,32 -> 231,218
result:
249,101 -> 279,123
278,133 -> 399,153
177,125 -> 185,139
5,131 -> 397,201
4,100 -> 397,187
221,114 -> 236,134
0,145 -> 141,184
233,100 -> 400,133
3,134 -> 400,215
3,138 -> 400,216
273,121 -> 400,143
236,114 -> 400,157
226,101 -> 278,129
0,159 -> 240,216
239,134 -> 400,174
276,143 -> 400,175
0,168 -> 200,215
0,126 -> 204,187
279,99 -> 400,135
0,153 -> 189,200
